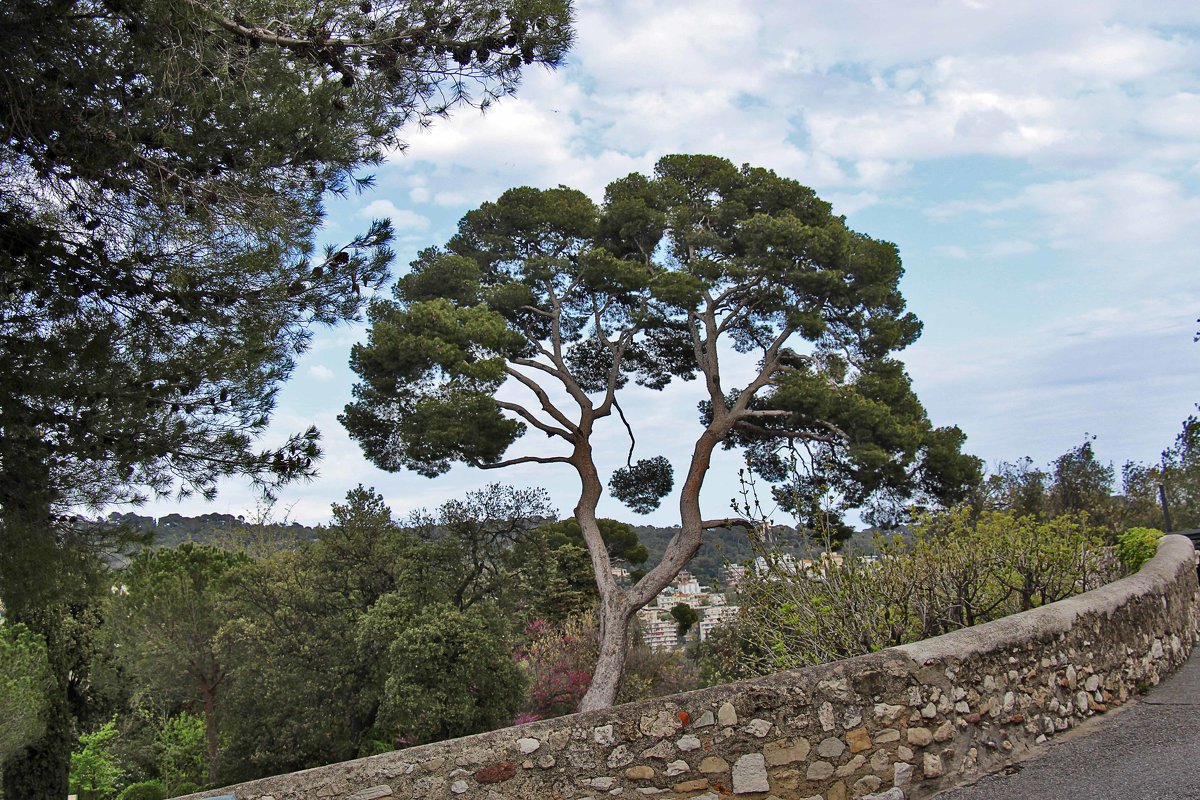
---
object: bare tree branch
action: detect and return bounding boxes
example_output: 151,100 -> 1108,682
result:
504,366 -> 579,433
701,517 -> 756,531
471,455 -> 574,469
495,400 -> 575,441
733,420 -> 842,444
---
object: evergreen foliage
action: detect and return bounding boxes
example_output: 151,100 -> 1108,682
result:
0,623 -> 54,761
0,1 -> 573,793
117,781 -> 167,800
109,544 -> 246,785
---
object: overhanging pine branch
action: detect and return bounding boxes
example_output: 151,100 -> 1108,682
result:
471,455 -> 573,469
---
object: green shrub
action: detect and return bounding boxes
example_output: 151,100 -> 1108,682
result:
117,780 -> 166,800
1117,526 -> 1164,572
701,508 -> 1119,680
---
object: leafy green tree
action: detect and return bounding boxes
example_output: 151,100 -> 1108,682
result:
154,713 -> 207,797
69,717 -> 124,800
342,154 -> 980,708
508,529 -> 597,622
979,456 -> 1049,518
669,602 -> 699,640
407,483 -> 554,611
0,0 -> 572,794
218,489 -> 414,779
1046,437 -> 1115,522
0,623 -> 53,761
536,517 -> 649,566
1120,414 -> 1200,531
220,485 -> 551,778
359,601 -> 525,745
109,544 -> 245,786
977,438 -> 1117,533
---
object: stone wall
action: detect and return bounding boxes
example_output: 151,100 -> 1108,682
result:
179,534 -> 1200,800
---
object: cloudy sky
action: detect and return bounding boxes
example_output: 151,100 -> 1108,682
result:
144,0 -> 1200,527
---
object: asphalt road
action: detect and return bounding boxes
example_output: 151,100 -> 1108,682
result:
935,649 -> 1200,800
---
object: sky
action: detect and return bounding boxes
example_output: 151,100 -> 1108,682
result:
142,0 -> 1200,528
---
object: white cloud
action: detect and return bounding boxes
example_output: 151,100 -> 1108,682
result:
308,364 -> 334,381
358,199 -> 430,231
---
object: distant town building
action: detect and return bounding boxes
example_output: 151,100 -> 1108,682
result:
721,563 -> 748,591
698,604 -> 741,641
636,569 -> 740,650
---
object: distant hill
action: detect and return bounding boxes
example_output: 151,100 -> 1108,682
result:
633,524 -> 815,587
105,511 -> 321,549
103,511 -> 899,586
632,524 -> 907,586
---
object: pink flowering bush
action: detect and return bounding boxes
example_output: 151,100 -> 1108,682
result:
514,613 -> 598,720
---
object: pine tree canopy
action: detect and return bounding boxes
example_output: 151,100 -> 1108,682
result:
0,0 -> 574,509
343,154 -> 980,524
0,2 -> 573,795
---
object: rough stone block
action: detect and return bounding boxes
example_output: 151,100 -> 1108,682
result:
853,774 -> 883,795
835,754 -> 866,777
906,727 -> 933,747
764,737 -> 810,766
744,718 -> 773,738
874,728 -> 900,744
640,710 -> 682,738
474,761 -> 517,784
846,726 -> 872,753
624,765 -> 655,780
607,745 -> 634,768
806,760 -> 835,781
732,753 -> 770,794
817,736 -> 847,758
673,778 -> 710,792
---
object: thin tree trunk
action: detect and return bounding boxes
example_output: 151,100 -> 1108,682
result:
201,682 -> 219,784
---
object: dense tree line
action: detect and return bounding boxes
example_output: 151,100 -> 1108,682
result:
971,419 -> 1200,535
0,485 -> 689,799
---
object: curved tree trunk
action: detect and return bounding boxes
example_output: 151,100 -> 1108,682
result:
579,596 -> 632,712
576,427 -> 725,711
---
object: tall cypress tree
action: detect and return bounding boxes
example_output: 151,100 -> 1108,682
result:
0,1 -> 573,795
